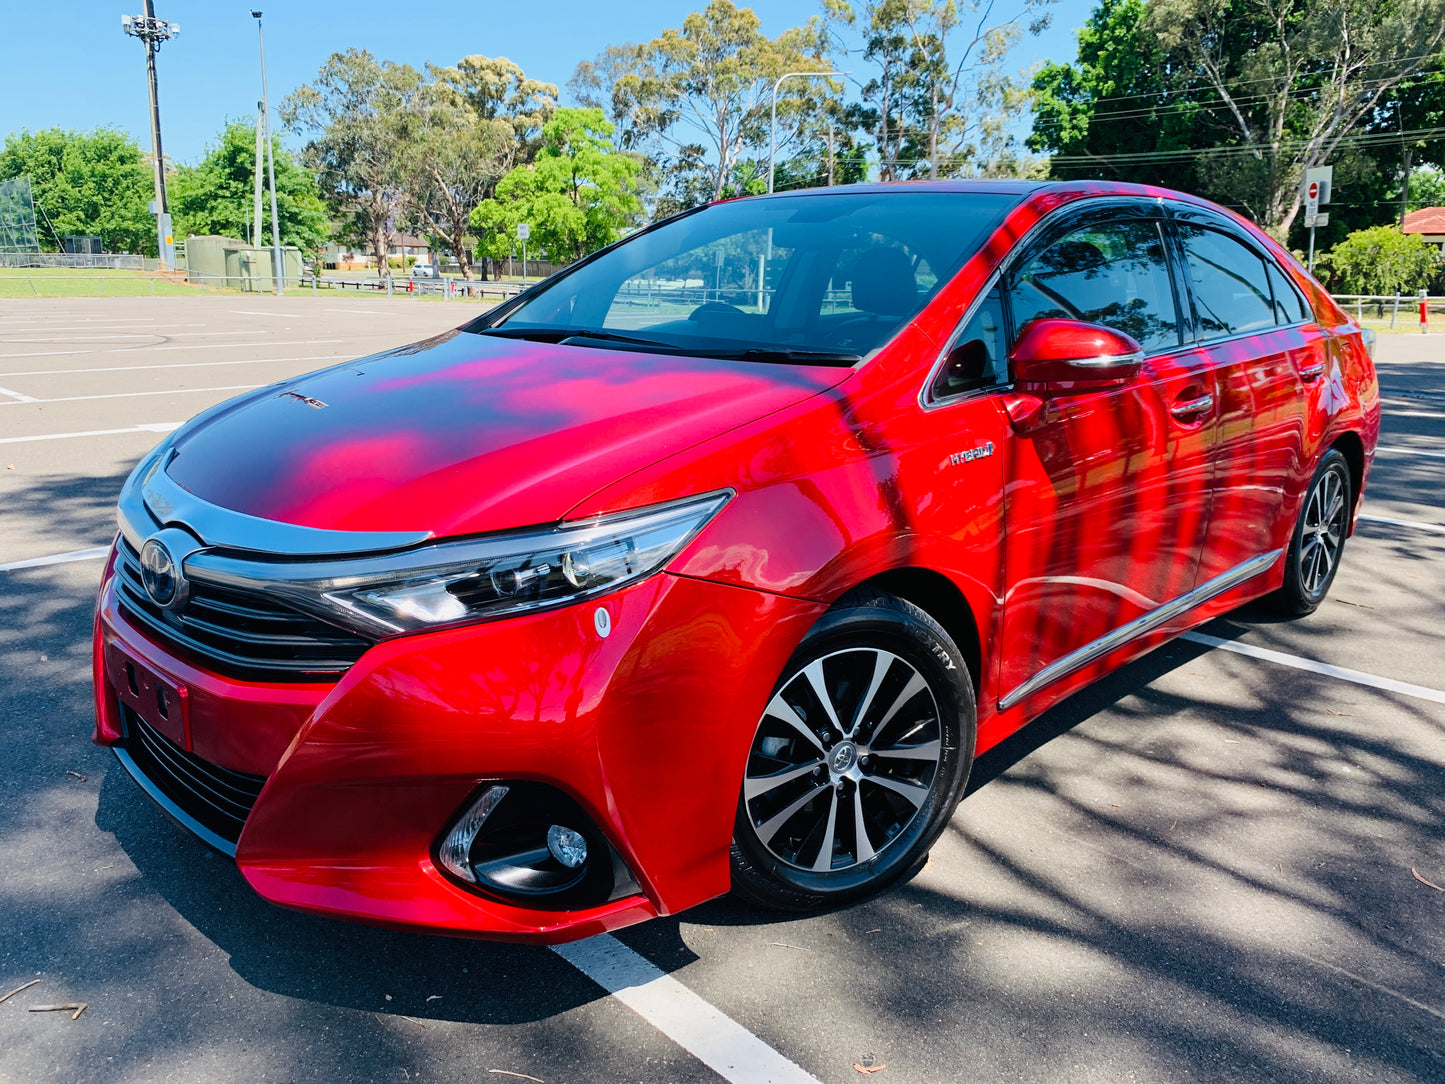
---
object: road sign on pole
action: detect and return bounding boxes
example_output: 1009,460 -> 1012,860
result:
1305,165 -> 1333,205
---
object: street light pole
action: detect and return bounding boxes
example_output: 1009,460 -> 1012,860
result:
252,11 -> 284,295
768,71 -> 842,194
121,1 -> 179,269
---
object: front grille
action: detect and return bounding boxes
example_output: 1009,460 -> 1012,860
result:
113,537 -> 373,682
118,704 -> 266,852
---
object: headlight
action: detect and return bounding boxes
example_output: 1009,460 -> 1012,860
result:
192,491 -> 732,635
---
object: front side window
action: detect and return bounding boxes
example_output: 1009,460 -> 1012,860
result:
1176,224 -> 1276,338
1008,218 -> 1183,355
932,286 -> 1006,399
476,191 -> 1021,363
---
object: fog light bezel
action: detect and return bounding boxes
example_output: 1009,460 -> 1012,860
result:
434,781 -> 640,911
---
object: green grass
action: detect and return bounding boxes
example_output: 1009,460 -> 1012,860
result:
0,268 -> 221,298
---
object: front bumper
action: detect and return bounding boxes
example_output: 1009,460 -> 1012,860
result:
95,560 -> 825,943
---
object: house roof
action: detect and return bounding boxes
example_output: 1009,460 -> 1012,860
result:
1402,207 -> 1445,234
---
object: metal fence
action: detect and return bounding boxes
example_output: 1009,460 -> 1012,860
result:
0,270 -> 525,301
0,251 -> 146,269
1332,294 -> 1445,329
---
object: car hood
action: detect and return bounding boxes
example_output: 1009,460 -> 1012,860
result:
164,329 -> 849,538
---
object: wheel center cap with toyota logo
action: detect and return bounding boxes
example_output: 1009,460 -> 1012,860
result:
139,530 -> 199,610
829,740 -> 858,774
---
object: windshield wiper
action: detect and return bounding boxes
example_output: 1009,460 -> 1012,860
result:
479,326 -> 666,349
477,327 -> 861,365
698,346 -> 863,365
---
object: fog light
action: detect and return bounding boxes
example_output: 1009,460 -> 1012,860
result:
547,824 -> 587,869
438,785 -> 509,884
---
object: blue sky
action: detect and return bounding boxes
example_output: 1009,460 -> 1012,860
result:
1,1 -> 1091,165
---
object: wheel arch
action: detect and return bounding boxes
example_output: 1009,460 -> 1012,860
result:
841,567 -> 984,697
1330,429 -> 1366,517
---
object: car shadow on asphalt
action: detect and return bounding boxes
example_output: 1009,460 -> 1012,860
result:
94,771 -> 625,1026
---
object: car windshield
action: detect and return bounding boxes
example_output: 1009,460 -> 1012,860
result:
469,190 -> 1022,364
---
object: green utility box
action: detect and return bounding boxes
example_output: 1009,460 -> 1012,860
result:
185,235 -> 305,291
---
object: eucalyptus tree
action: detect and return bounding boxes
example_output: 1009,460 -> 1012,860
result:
574,0 -> 838,206
282,49 -> 425,277
410,57 -> 558,278
828,0 -> 1055,180
1147,0 -> 1445,233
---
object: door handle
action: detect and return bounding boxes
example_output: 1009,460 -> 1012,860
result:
1299,361 -> 1326,382
1170,392 -> 1214,421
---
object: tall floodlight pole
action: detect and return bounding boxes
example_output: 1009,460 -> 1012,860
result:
253,12 -> 284,295
768,72 -> 841,194
253,101 -> 265,248
121,2 -> 180,269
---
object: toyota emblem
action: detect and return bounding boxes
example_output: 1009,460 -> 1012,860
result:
140,537 -> 187,609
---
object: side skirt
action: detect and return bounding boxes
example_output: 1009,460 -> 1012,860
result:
998,549 -> 1283,711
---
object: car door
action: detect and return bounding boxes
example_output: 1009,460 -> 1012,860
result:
1165,207 -> 1318,584
994,204 -> 1219,712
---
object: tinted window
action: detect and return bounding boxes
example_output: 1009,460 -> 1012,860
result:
1267,262 -> 1311,325
932,286 -> 1006,399
484,191 -> 1020,360
1177,225 -> 1276,337
1008,219 -> 1182,354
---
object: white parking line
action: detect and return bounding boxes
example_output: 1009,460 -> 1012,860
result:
1377,446 -> 1445,460
0,323 -> 207,335
0,422 -> 182,444
1181,631 -> 1445,705
0,353 -> 341,378
553,934 -> 821,1084
1358,513 -> 1445,534
0,384 -> 264,406
0,547 -> 110,572
325,308 -> 396,315
1,331 -> 268,344
232,310 -> 304,318
0,338 -> 341,360
0,384 -> 38,402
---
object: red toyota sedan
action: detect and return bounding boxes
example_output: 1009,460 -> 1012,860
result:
93,181 -> 1379,942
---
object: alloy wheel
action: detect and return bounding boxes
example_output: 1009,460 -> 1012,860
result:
1299,466 -> 1348,596
742,647 -> 943,873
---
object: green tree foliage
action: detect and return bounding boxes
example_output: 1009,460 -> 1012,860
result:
1316,225 -> 1442,295
168,121 -> 329,255
471,108 -> 642,265
1393,165 -> 1445,215
1029,0 -> 1204,188
282,49 -> 426,278
0,127 -> 154,253
575,1 -> 837,207
831,0 -> 1053,181
411,57 -> 558,278
1033,0 -> 1445,238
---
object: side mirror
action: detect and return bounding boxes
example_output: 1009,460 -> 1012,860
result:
1009,318 -> 1144,392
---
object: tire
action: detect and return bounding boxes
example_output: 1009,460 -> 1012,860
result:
1272,449 -> 1352,617
730,588 -> 976,912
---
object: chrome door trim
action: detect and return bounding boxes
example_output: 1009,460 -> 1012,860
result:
998,548 -> 1282,711
119,446 -> 435,557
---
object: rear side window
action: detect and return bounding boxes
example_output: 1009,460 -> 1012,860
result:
1177,225 -> 1276,338
1267,262 -> 1311,325
1008,219 -> 1182,354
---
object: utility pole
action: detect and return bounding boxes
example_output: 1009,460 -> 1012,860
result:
253,101 -> 265,248
252,12 -> 284,295
827,118 -> 836,187
121,2 -> 179,270
768,71 -> 845,194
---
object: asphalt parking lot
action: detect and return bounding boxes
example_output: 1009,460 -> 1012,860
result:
1,295 -> 1442,1084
